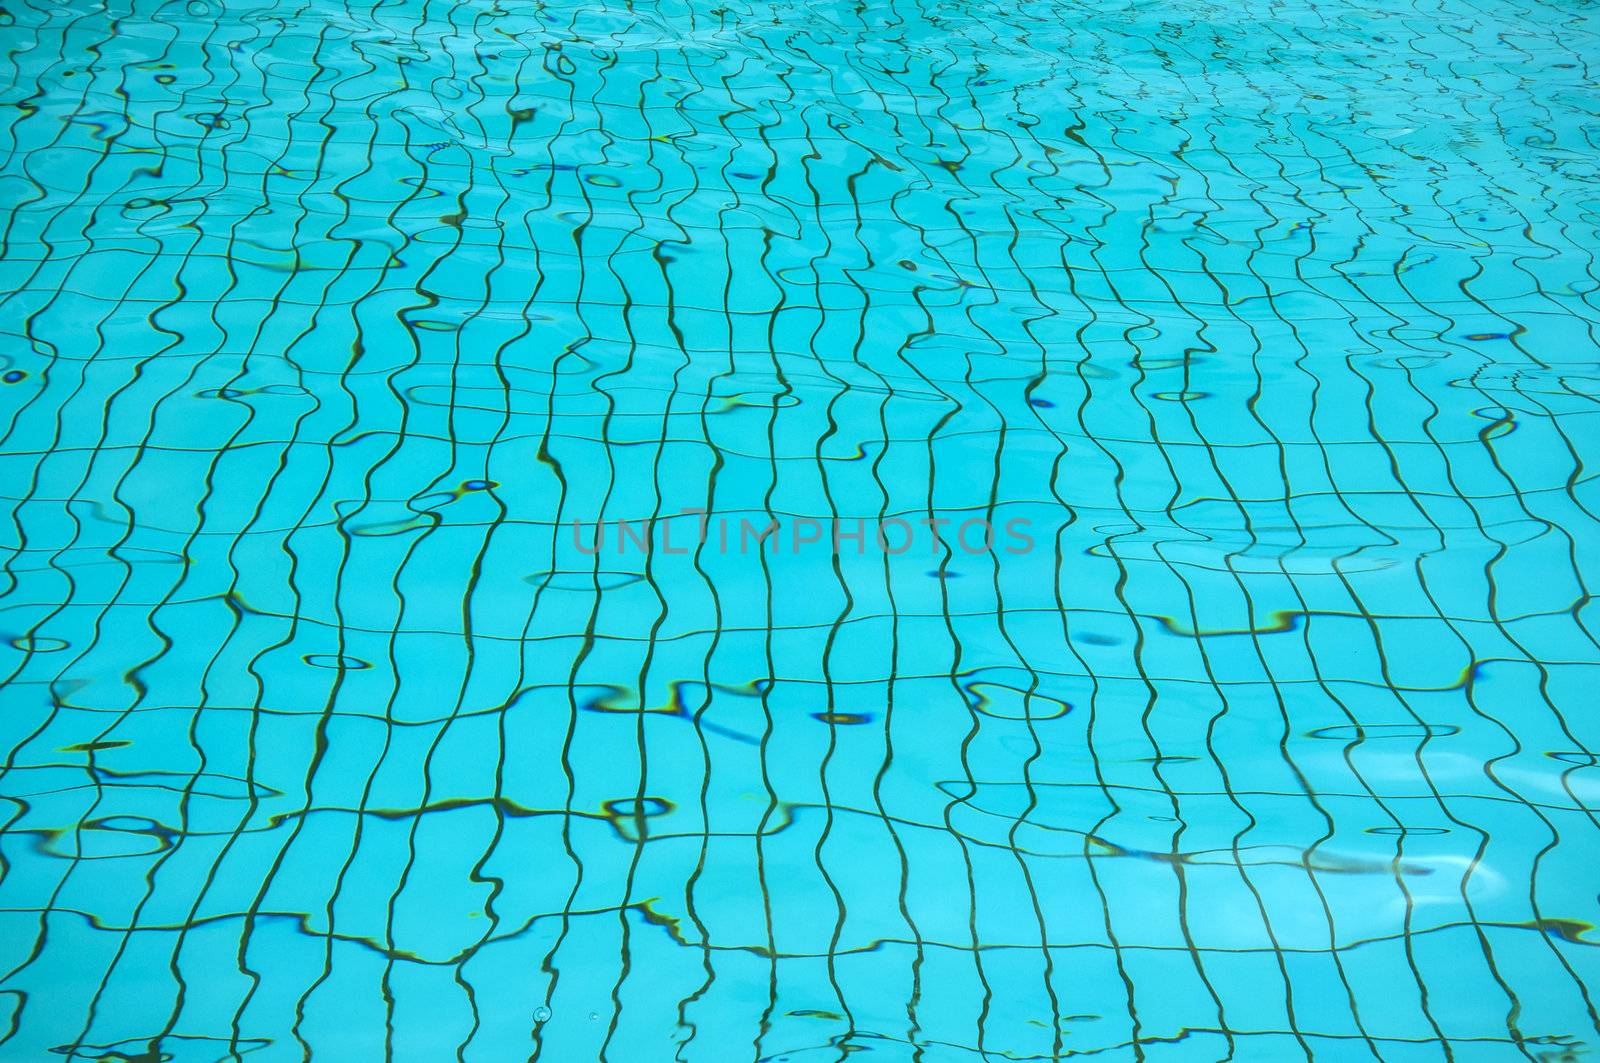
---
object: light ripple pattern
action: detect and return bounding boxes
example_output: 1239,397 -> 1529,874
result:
2,0 -> 1600,1058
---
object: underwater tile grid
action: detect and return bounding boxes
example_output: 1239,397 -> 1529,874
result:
2,0 -> 1600,1057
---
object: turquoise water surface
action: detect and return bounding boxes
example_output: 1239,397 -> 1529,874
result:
3,0 -> 1600,1058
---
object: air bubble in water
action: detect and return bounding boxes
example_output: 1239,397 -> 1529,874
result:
533,1006 -> 551,1023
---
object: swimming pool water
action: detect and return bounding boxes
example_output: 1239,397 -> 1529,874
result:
3,0 -> 1600,1058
